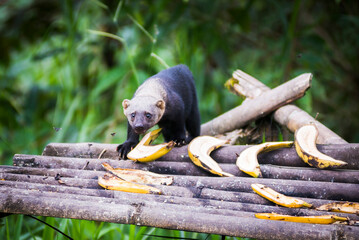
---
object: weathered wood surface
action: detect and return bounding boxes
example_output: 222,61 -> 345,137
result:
9,156 -> 359,183
201,73 -> 312,135
42,142 -> 359,170
1,142 -> 358,239
228,69 -> 347,144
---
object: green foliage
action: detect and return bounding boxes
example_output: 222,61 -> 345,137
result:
1,0 -> 358,239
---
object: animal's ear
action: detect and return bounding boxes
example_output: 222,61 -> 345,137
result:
156,100 -> 165,110
122,99 -> 130,109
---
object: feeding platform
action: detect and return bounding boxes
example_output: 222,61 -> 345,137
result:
1,142 -> 359,240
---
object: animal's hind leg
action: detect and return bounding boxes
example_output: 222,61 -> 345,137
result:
185,105 -> 201,143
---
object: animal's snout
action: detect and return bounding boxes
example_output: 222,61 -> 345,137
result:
134,125 -> 145,134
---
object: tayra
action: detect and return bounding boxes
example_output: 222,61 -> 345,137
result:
117,64 -> 201,159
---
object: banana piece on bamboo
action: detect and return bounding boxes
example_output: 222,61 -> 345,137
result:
316,202 -> 359,214
255,213 -> 348,224
188,136 -> 234,177
251,183 -> 312,208
294,124 -> 347,169
140,128 -> 163,145
102,162 -> 173,185
236,141 -> 293,178
127,129 -> 175,162
98,173 -> 161,194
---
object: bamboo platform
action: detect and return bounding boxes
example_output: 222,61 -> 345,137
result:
1,142 -> 359,239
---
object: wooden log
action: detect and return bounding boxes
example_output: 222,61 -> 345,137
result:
3,179 -> 358,222
0,192 -> 357,240
0,186 -> 254,219
42,142 -> 118,159
3,167 -> 359,202
228,69 -> 347,144
0,180 -> 331,215
4,162 -> 359,184
40,143 -> 359,170
1,185 -> 357,221
173,176 -> 359,202
200,73 -> 312,135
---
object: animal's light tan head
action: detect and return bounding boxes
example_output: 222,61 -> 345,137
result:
122,97 -> 165,134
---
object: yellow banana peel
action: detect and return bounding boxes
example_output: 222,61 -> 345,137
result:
141,128 -> 163,145
236,141 -> 293,178
316,202 -> 359,214
188,136 -> 234,177
98,173 -> 161,194
127,129 -> 175,162
294,124 -> 347,169
251,183 -> 312,208
101,162 -> 173,185
255,213 -> 348,224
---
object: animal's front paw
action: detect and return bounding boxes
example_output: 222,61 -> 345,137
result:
117,141 -> 137,159
173,138 -> 187,147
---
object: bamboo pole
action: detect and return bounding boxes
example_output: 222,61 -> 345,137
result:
2,179 -> 345,216
228,69 -> 347,144
2,169 -> 359,201
40,143 -> 359,170
4,162 -> 359,184
200,73 -> 312,135
0,190 -> 357,240
1,185 -> 357,221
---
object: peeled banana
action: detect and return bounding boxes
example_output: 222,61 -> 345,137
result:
255,213 -> 348,224
236,141 -> 293,178
316,202 -> 359,214
127,129 -> 175,162
251,183 -> 312,208
188,136 -> 234,177
101,162 -> 173,185
294,124 -> 347,168
141,128 -> 163,145
98,173 -> 162,194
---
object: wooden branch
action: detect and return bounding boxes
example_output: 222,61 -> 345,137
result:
8,155 -> 359,184
228,69 -> 347,144
5,179 -> 351,218
40,143 -> 359,170
8,157 -> 359,201
201,73 -> 312,135
1,185 -> 357,221
1,192 -> 357,240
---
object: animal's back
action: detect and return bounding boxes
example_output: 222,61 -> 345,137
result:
151,64 -> 197,107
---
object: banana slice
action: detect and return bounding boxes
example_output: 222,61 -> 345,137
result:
141,128 -> 163,145
316,202 -> 359,214
255,213 -> 348,224
102,162 -> 173,185
98,173 -> 162,194
127,129 -> 175,162
188,136 -> 234,177
294,124 -> 347,168
236,141 -> 293,177
251,183 -> 312,208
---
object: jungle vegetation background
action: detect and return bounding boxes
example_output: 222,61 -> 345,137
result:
1,0 -> 358,239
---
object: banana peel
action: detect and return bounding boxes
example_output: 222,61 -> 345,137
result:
255,213 -> 348,224
236,141 -> 293,178
251,183 -> 312,208
127,129 -> 175,162
141,128 -> 163,145
98,173 -> 162,194
316,202 -> 359,214
294,124 -> 347,169
101,162 -> 173,185
188,136 -> 234,177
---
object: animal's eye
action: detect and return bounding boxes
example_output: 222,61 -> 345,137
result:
131,113 -> 135,119
145,113 -> 152,119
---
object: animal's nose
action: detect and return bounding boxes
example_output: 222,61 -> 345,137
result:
134,126 -> 145,133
